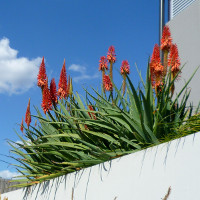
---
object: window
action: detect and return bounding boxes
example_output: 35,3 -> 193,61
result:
170,0 -> 196,19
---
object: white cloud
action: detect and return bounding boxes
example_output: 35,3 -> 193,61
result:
0,170 -> 20,179
68,64 -> 86,73
0,38 -> 41,95
14,140 -> 31,147
73,73 -> 99,82
12,140 -> 24,148
68,64 -> 99,83
15,140 -> 24,145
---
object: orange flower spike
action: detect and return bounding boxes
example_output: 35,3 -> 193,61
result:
150,44 -> 164,93
58,59 -> 68,99
120,60 -> 130,95
150,44 -> 161,64
107,46 -> 116,64
107,46 -> 116,82
161,26 -> 172,76
37,57 -> 47,88
42,80 -> 52,114
20,117 -> 24,133
168,44 -> 181,96
120,60 -> 130,75
25,98 -> 31,129
161,25 -> 172,52
99,56 -> 108,93
150,44 -> 161,87
168,44 -> 181,79
50,78 -> 58,104
99,56 -> 108,71
103,75 -> 113,91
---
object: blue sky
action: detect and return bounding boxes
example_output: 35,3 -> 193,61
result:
0,0 -> 166,179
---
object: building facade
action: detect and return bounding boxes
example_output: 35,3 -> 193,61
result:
169,0 -> 196,19
167,0 -> 200,109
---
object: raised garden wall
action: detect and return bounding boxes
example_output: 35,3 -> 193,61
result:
0,178 -> 21,194
2,132 -> 200,200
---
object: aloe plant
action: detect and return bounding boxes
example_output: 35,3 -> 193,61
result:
8,61 -> 198,187
8,26 -> 199,186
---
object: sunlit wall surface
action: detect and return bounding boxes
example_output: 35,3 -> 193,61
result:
2,133 -> 200,199
169,0 -> 196,19
168,0 -> 200,108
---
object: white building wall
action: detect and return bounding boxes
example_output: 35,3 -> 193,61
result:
2,132 -> 200,200
168,0 -> 200,109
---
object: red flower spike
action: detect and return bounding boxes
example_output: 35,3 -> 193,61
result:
58,59 -> 68,99
161,25 -> 172,52
88,105 -> 97,120
168,44 -> 181,78
150,44 -> 164,88
20,117 -> 24,133
150,44 -> 161,64
50,78 -> 58,104
37,57 -> 47,88
25,98 -> 31,129
120,60 -> 130,75
99,56 -> 108,71
42,80 -> 52,114
103,75 -> 113,91
107,46 -> 116,63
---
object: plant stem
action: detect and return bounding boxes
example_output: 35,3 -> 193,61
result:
163,50 -> 168,78
110,62 -> 113,81
109,62 -> 113,102
170,73 -> 175,97
122,74 -> 126,96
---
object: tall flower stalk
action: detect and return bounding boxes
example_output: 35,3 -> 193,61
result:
120,60 -> 130,95
50,78 -> 58,106
103,75 -> 113,92
42,79 -> 52,114
37,57 -> 47,90
168,43 -> 181,95
67,76 -> 73,113
107,45 -> 116,81
161,25 -> 172,77
58,59 -> 68,99
69,76 -> 73,97
106,46 -> 116,101
150,44 -> 164,96
99,56 -> 108,93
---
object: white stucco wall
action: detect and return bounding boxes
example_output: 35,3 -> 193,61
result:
2,132 -> 200,200
168,0 -> 200,109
